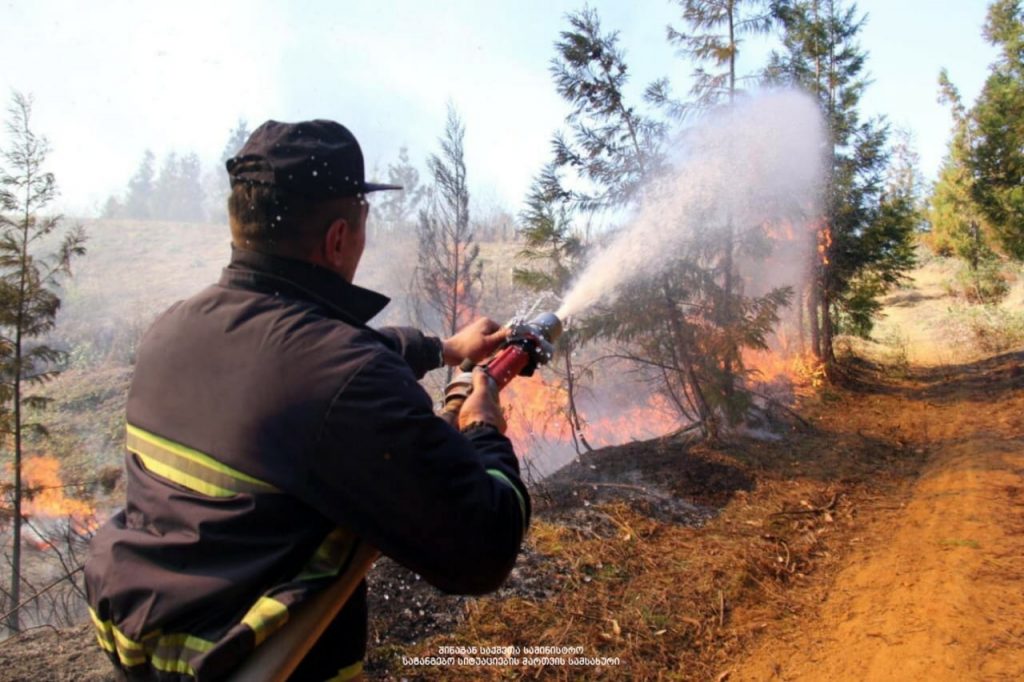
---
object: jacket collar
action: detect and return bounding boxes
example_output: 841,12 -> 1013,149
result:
220,246 -> 390,325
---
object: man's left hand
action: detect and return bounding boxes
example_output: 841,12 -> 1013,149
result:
442,317 -> 507,366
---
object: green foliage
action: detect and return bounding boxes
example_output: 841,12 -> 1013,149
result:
954,303 -> 1024,353
550,7 -> 667,210
953,258 -> 1010,304
124,149 -> 156,219
663,0 -> 774,112
578,265 -> 792,430
0,91 -> 87,632
513,163 -> 584,297
106,145 -> 209,222
928,70 -> 998,270
768,0 -> 917,358
969,0 -> 1024,258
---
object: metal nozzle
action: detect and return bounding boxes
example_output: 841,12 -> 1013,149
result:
529,312 -> 563,344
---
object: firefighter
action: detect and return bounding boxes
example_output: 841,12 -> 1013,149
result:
84,120 -> 530,681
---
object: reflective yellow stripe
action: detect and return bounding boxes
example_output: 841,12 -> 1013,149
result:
487,469 -> 528,528
327,660 -> 364,681
241,596 -> 289,646
134,451 -> 237,497
88,607 -> 215,675
126,424 -> 280,496
297,527 -> 356,581
88,608 -> 117,654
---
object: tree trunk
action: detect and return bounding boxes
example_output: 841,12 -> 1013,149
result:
563,339 -> 592,454
663,284 -> 717,441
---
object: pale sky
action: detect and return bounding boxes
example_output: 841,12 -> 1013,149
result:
0,0 -> 999,217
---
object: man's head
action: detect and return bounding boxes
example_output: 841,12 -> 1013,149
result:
226,120 -> 400,281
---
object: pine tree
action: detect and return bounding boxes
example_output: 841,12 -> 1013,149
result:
969,0 -> 1024,258
152,151 -> 180,220
661,0 -> 777,399
177,152 -> 204,222
414,105 -> 481,382
767,0 -> 916,362
929,71 -> 996,273
513,163 -> 592,452
664,0 -> 775,111
550,7 -> 667,211
0,92 -> 87,632
123,149 -> 155,219
206,118 -> 251,223
220,118 -> 250,167
376,146 -> 426,233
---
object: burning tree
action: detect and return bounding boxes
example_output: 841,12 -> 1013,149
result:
660,0 -> 778,401
536,8 -> 796,441
766,0 -> 916,364
514,163 -> 591,452
0,92 -> 87,633
413,104 -> 481,382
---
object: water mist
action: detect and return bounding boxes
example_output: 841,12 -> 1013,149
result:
556,90 -> 826,321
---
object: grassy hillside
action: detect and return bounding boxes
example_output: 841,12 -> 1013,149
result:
30,218 -> 523,478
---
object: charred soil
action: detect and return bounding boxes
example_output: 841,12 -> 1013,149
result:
3,257 -> 1023,681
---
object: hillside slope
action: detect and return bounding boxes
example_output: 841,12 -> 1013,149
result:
1,250 -> 1022,681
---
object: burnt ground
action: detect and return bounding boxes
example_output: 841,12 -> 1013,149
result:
0,434 -> 745,682
364,436 -> 752,676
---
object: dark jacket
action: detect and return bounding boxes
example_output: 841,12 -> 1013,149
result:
84,247 -> 530,681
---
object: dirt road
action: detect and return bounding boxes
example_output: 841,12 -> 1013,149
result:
737,353 -> 1024,681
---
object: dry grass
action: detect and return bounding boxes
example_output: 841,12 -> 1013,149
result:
379,382 -> 921,680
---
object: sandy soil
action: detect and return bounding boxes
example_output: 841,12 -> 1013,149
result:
735,283 -> 1024,680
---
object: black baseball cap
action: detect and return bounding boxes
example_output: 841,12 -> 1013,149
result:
225,119 -> 402,200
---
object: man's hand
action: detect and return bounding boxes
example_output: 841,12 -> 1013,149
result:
442,317 -> 507,366
458,369 -> 507,434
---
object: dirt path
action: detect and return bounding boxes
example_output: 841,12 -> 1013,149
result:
737,353 -> 1024,681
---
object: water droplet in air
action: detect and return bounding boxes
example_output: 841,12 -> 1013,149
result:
312,170 -> 318,177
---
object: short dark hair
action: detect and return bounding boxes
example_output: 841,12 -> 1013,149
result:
227,183 -> 362,258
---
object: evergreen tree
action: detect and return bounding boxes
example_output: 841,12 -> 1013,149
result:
550,7 -> 667,211
660,0 -> 777,399
542,7 -> 792,440
0,92 -> 87,632
663,0 -> 775,112
123,149 -> 155,219
220,118 -> 250,166
152,151 -> 180,219
376,146 -> 426,233
414,105 -> 481,381
513,163 -> 592,452
151,152 -> 204,221
207,118 -> 251,223
177,152 -> 204,222
767,0 -> 916,361
969,0 -> 1024,258
929,71 -> 996,273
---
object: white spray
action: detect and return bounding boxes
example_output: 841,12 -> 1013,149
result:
556,90 -> 825,321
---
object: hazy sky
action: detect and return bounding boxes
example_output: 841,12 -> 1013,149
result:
0,0 -> 999,217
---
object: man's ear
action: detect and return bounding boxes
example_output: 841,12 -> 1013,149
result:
322,217 -> 349,269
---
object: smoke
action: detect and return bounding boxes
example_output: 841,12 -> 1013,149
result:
556,90 -> 826,320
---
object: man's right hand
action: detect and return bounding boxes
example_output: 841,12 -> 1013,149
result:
458,368 -> 507,434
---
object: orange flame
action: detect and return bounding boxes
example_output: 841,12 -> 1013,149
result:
20,456 -> 98,535
501,372 -> 679,458
743,345 -> 825,391
817,224 -> 833,266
